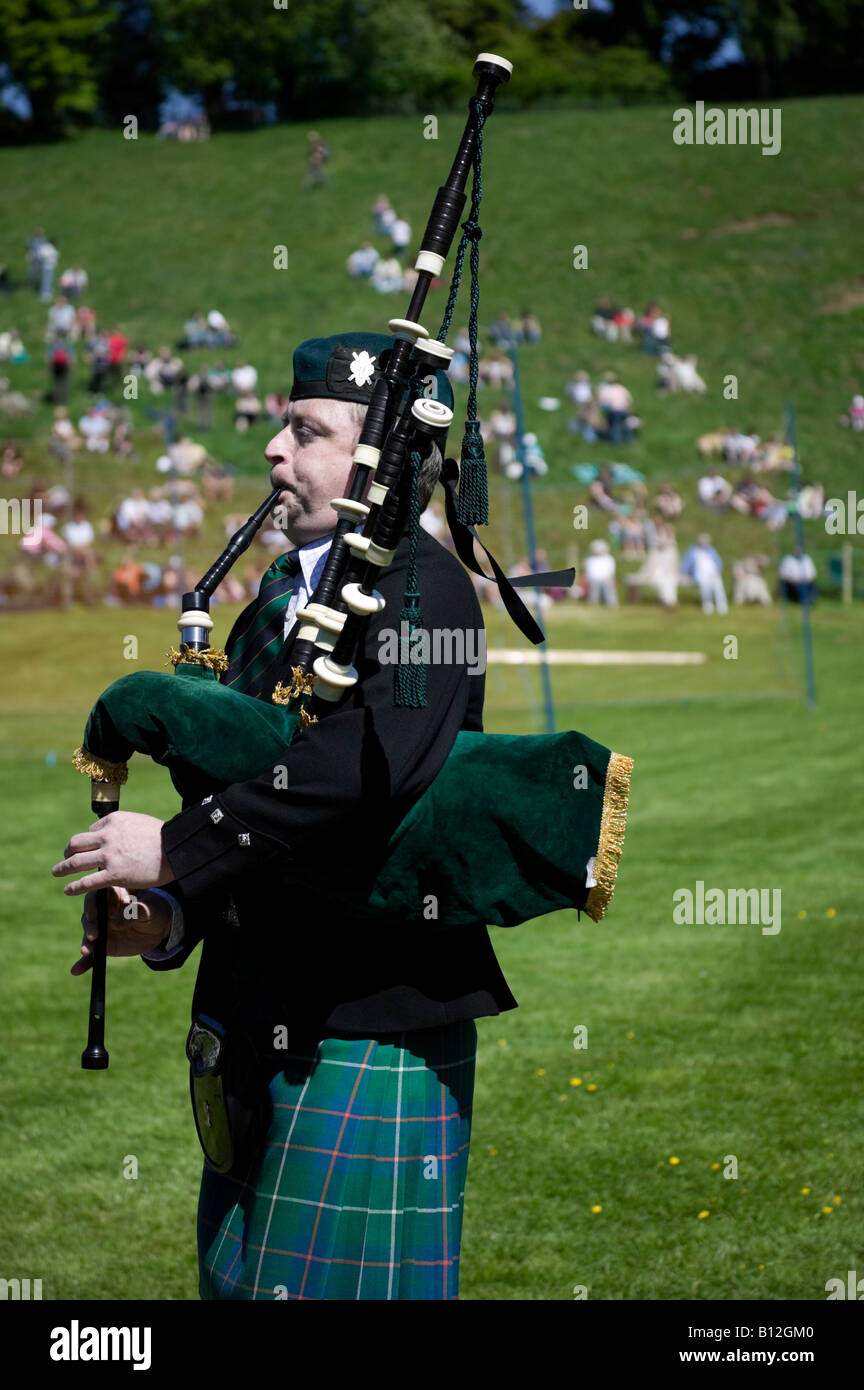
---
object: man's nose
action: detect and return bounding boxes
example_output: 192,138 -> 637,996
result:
265,424 -> 293,465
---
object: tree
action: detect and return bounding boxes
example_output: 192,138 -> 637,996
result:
0,0 -> 112,137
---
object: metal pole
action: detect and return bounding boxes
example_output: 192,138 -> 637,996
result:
786,402 -> 817,709
508,341 -> 556,734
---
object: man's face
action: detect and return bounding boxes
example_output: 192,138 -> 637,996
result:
266,397 -> 358,547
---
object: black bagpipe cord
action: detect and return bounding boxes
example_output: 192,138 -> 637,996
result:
436,96 -> 488,528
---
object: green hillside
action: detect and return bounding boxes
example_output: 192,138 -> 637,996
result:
2,96 -> 864,583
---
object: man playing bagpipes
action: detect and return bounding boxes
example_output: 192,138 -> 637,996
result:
52,54 -> 633,1301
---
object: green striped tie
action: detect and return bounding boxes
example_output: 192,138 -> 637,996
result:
222,552 -> 300,698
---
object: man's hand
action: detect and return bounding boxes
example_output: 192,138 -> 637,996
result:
52,811 -> 172,897
71,886 -> 171,976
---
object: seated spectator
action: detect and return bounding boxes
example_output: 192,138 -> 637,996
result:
584,539 -> 617,606
266,391 -> 289,423
730,476 -> 759,515
112,420 -> 134,457
371,256 -> 403,294
112,552 -> 145,603
207,309 -> 230,335
479,351 -> 513,391
59,266 -> 88,299
589,478 -> 618,513
778,547 -> 816,604
145,346 -> 184,396
627,523 -> 679,609
565,370 -> 593,407
750,485 -> 788,531
698,469 -> 732,508
169,436 -> 207,475
78,404 -> 111,453
172,489 -> 204,539
839,394 -> 864,431
723,429 -> 759,464
488,314 -> 516,349
182,312 -> 208,347
116,487 -> 151,542
391,216 -> 411,262
521,432 -> 548,477
346,242 -> 380,278
62,496 -> 96,561
201,460 -> 235,503
591,295 -> 614,339
796,481 -> 825,520
733,556 -> 772,605
489,402 -> 516,442
148,487 -> 174,542
372,195 -> 396,235
49,406 -> 81,462
1,443 -> 24,479
235,391 -> 262,431
232,360 -> 258,394
129,345 -> 152,377
655,482 -> 683,519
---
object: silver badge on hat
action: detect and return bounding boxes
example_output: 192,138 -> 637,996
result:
348,350 -> 377,388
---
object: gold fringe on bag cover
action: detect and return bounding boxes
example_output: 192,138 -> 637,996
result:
72,747 -> 129,785
286,666 -> 317,701
584,751 -> 634,923
166,645 -> 229,674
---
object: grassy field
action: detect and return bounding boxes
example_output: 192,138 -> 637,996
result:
1,96 -> 863,1301
0,598 -> 860,1301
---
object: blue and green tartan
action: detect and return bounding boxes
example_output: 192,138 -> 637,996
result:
197,1020 -> 477,1300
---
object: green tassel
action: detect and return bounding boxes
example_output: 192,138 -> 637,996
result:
394,591 -> 427,708
456,418 -> 489,526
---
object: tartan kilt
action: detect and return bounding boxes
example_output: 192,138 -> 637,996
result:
197,1019 -> 477,1300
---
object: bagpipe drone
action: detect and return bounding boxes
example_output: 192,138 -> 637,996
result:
73,54 -> 633,1070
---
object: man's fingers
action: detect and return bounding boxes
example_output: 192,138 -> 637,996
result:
53,849 -> 108,881
62,829 -> 104,860
63,870 -> 114,898
71,943 -> 93,976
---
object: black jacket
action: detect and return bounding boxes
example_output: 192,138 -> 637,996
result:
147,528 -> 518,1036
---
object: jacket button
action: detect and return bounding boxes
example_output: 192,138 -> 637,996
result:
238,833 -> 251,846
210,808 -> 224,824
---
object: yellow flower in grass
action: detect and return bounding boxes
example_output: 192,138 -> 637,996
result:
711,1163 -> 721,1171
800,1187 -> 810,1195
626,1031 -> 635,1039
669,1156 -> 680,1166
833,1195 -> 842,1205
535,1068 -> 546,1077
587,1083 -> 597,1092
497,1038 -> 507,1047
698,1210 -> 710,1219
570,1077 -> 582,1087
489,1147 -> 498,1156
826,908 -> 836,918
822,1206 -> 833,1215
797,910 -> 807,919
591,1205 -> 602,1214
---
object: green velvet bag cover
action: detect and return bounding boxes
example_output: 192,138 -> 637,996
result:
76,665 -> 632,925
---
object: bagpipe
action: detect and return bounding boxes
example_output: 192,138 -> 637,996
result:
73,53 -> 633,1070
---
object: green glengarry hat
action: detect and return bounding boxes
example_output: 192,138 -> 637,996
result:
289,332 -> 454,411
